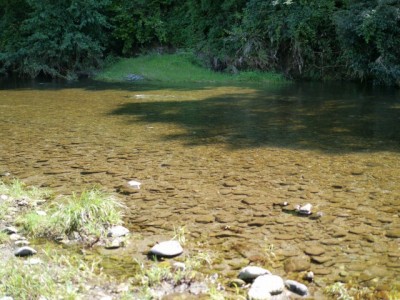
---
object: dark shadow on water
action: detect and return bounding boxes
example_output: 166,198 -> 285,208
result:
108,82 -> 400,153
1,77 -> 399,153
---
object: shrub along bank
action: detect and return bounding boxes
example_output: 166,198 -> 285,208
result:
0,0 -> 399,86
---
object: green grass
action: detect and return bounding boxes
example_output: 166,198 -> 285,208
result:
96,53 -> 286,83
0,179 -> 51,203
20,188 -> 125,240
0,250 -> 104,300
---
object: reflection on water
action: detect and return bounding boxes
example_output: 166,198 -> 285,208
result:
1,79 -> 400,291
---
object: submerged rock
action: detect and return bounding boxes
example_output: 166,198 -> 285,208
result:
238,266 -> 271,282
127,180 -> 142,189
284,255 -> 311,273
296,203 -> 312,215
149,240 -> 183,258
14,246 -> 37,257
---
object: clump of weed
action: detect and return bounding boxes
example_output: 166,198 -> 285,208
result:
324,282 -> 354,300
0,179 -> 51,202
19,188 -> 125,243
0,249 -> 106,299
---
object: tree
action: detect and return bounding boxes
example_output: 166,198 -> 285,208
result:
0,0 -> 110,79
227,0 -> 341,79
335,0 -> 400,85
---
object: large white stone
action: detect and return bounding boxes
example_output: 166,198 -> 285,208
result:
149,240 -> 183,258
238,266 -> 271,282
248,274 -> 285,298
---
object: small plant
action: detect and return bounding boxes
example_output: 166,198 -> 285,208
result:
0,231 -> 9,244
262,239 -> 276,262
172,225 -> 187,245
0,179 -> 50,201
324,282 -> 354,300
0,249 -> 104,299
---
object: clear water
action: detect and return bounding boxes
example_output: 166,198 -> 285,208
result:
1,78 -> 399,292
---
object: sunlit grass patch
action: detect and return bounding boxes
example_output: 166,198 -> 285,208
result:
132,250 -> 222,299
0,250 -> 103,300
19,188 -> 125,240
96,53 -> 286,83
0,179 -> 51,203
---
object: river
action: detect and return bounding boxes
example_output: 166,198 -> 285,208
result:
1,78 -> 399,294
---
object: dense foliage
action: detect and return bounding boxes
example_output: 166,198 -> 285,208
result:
0,0 -> 399,85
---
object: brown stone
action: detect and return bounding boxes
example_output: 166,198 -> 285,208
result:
284,255 -> 311,273
195,215 -> 215,224
385,229 -> 400,238
304,246 -> 325,256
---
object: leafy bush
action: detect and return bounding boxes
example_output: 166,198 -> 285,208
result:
334,0 -> 400,85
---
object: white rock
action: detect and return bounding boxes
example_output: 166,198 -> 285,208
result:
9,234 -> 25,241
0,194 -> 9,201
127,180 -> 141,189
248,274 -> 285,299
248,280 -> 271,300
149,240 -> 183,258
36,210 -> 47,216
107,225 -> 130,237
24,258 -> 43,265
238,266 -> 271,282
14,246 -> 37,257
14,240 -> 30,246
285,279 -> 309,296
296,203 -> 312,215
3,226 -> 18,234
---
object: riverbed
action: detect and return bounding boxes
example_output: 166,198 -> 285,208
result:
1,79 -> 399,293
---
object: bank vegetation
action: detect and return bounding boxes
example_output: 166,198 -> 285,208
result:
0,0 -> 399,86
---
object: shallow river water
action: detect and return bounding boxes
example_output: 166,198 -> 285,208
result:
1,79 -> 399,294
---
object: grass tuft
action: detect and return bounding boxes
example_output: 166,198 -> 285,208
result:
0,179 -> 51,202
19,188 -> 125,240
0,250 -> 103,300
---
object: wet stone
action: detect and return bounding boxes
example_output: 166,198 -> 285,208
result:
195,215 -> 215,224
385,229 -> 400,238
284,255 -> 311,273
311,256 -> 332,264
304,246 -> 325,256
215,214 -> 236,223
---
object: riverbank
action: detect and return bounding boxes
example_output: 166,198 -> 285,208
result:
95,53 -> 286,84
0,179 -> 228,299
2,179 -> 398,299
